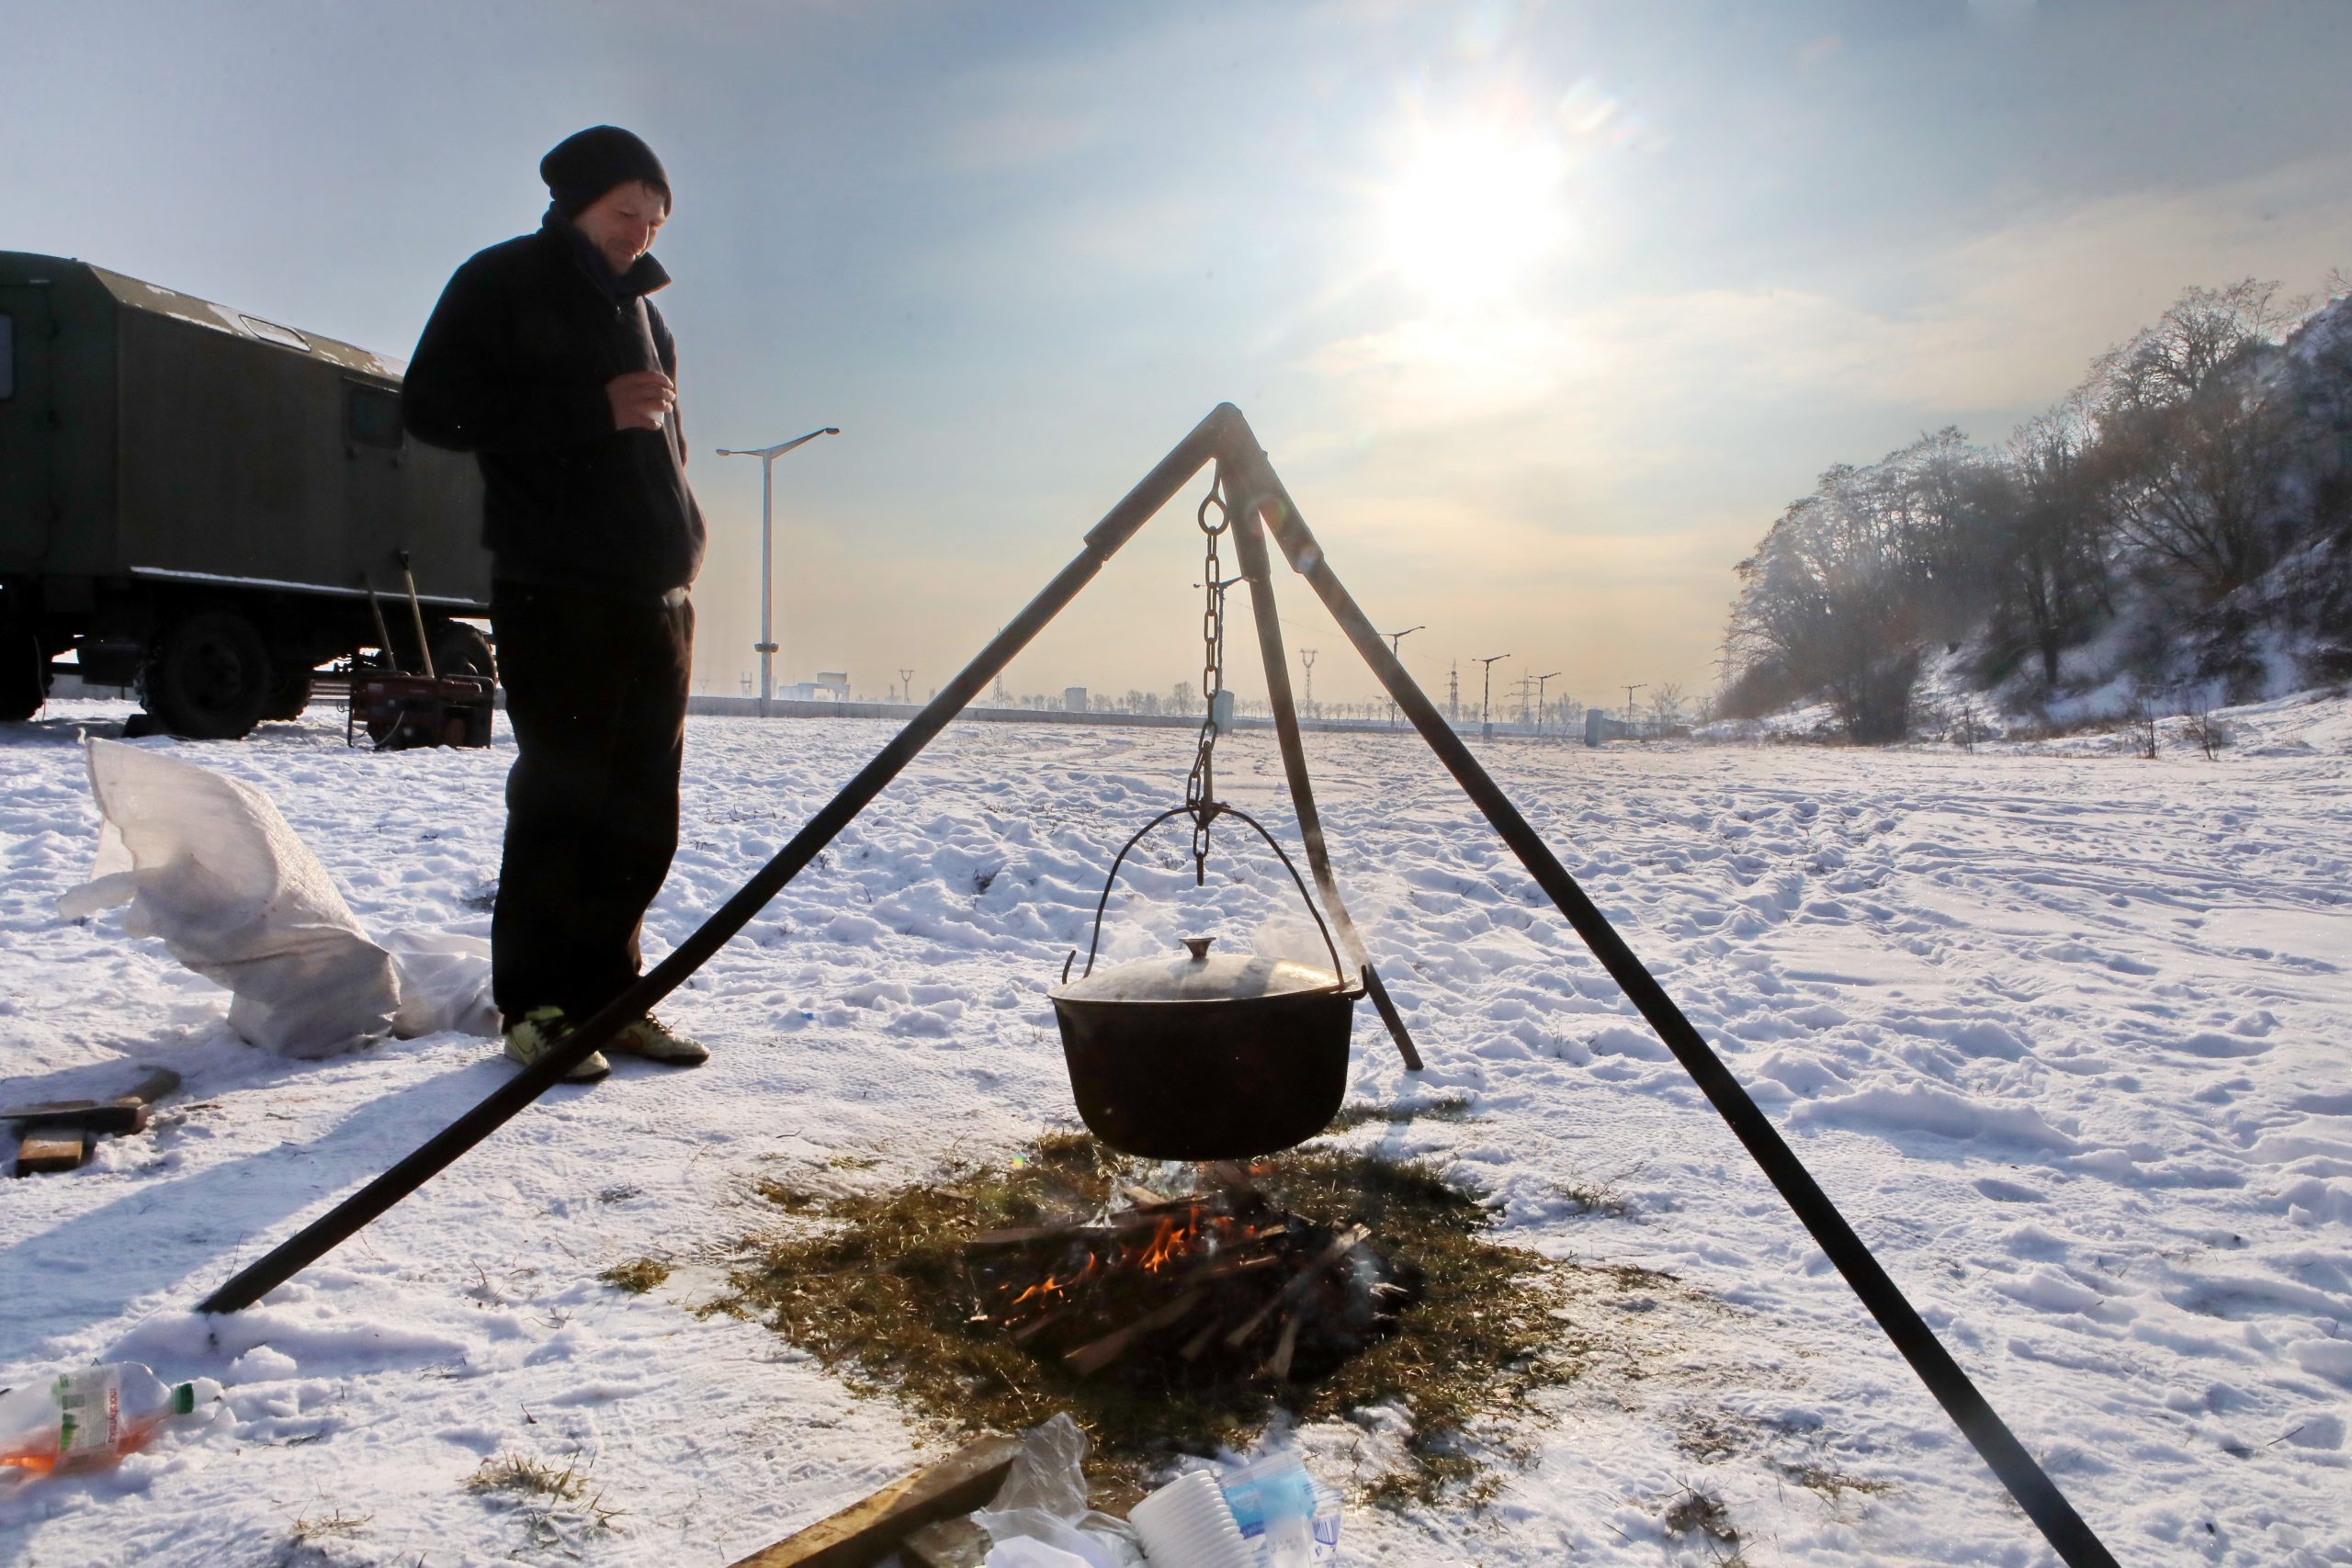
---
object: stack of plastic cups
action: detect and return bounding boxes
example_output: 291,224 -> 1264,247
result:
1126,1470 -> 1253,1568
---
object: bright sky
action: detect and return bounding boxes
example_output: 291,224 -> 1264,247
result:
15,1 -> 2350,714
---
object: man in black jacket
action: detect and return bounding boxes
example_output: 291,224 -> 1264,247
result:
404,125 -> 710,1082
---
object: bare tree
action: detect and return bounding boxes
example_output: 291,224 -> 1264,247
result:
1646,682 -> 1688,731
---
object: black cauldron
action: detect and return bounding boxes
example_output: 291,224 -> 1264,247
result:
1048,805 -> 1361,1159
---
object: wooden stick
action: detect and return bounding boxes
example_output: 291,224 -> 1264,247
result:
1266,1308 -> 1307,1381
1064,1288 -> 1204,1376
1178,1314 -> 1227,1363
1224,1226 -> 1365,1348
967,1224 -> 1109,1249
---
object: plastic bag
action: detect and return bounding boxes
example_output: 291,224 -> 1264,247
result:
384,930 -> 500,1040
56,739 -> 498,1055
972,1414 -> 1146,1568
982,1540 -> 1095,1568
58,739 -> 399,1056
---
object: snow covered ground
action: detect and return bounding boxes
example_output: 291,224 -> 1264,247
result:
2,694 -> 2348,1565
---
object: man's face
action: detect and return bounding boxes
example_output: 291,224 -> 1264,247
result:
573,180 -> 668,275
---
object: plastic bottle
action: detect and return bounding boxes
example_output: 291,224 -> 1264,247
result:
1217,1450 -> 1322,1568
0,1363 -> 206,1474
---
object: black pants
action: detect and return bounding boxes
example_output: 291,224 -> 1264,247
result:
490,580 -> 693,1023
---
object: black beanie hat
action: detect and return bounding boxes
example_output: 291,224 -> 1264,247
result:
540,126 -> 671,219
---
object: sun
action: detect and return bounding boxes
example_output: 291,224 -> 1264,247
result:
1379,119 -> 1567,308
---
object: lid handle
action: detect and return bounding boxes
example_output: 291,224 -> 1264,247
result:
1182,936 -> 1214,962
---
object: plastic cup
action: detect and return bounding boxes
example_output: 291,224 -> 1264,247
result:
1127,1471 -> 1252,1568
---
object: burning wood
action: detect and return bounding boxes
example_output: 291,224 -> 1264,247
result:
964,1168 -> 1418,1384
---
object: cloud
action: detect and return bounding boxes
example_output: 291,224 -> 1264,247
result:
1300,152 -> 2352,454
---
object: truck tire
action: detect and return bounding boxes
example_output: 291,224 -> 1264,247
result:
428,620 -> 497,685
141,608 -> 274,740
259,670 -> 316,721
0,621 -> 43,722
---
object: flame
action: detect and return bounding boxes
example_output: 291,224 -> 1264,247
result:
1004,1252 -> 1105,1313
1137,1208 -> 1204,1272
1009,1275 -> 1065,1310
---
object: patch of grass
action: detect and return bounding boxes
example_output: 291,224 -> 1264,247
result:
465,1452 -> 627,1541
598,1257 -> 672,1294
1320,1094 -> 1477,1134
1776,1458 -> 1895,1520
288,1506 -> 372,1543
1664,1484 -> 1740,1552
1553,1175 -> 1634,1219
468,1452 -> 593,1500
720,1132 -> 1599,1506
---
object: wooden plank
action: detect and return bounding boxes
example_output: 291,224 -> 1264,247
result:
14,1129 -> 92,1177
728,1434 -> 1022,1568
4,1067 -> 181,1134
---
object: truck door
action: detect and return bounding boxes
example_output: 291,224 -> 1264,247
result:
0,284 -> 54,565
343,378 -> 405,618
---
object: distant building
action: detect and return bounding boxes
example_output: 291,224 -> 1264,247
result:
1585,707 -> 1639,747
1064,686 -> 1088,714
779,671 -> 852,702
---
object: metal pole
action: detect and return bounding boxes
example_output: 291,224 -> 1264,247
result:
1382,626 -> 1422,728
718,427 -> 839,720
1219,425 -> 2119,1568
1226,486 -> 1422,1070
759,453 -> 775,716
198,406 -> 1235,1315
1476,654 -> 1508,742
1532,671 -> 1559,738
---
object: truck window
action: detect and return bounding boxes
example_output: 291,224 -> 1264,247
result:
0,314 -> 12,399
240,314 -> 310,351
346,382 -> 403,448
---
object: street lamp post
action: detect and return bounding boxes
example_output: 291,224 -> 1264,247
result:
1382,625 -> 1424,728
1476,653 -> 1509,743
717,426 -> 840,716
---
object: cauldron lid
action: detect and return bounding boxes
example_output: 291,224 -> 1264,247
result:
1052,935 -> 1349,1004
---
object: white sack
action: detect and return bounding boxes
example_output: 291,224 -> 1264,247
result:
57,738 -> 401,1057
384,930 -> 501,1041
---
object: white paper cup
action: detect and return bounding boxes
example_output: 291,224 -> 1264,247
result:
1128,1471 -> 1252,1568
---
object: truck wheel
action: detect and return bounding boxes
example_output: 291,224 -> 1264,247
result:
428,621 -> 497,685
259,670 -> 316,721
0,621 -> 43,722
141,609 -> 274,739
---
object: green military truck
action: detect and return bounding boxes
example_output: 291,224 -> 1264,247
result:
0,251 -> 493,738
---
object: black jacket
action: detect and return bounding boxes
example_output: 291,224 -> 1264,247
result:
402,211 -> 706,597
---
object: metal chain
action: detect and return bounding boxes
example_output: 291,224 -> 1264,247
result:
1183,475 -> 1236,884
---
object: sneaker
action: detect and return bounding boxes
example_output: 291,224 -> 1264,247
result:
503,1006 -> 610,1082
609,1014 -> 709,1066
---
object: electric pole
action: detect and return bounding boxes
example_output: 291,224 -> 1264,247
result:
899,668 -> 914,705
1532,671 -> 1560,738
1448,661 -> 1460,724
1476,654 -> 1509,742
1299,649 -> 1317,716
1381,626 -> 1424,728
1623,682 -> 1646,735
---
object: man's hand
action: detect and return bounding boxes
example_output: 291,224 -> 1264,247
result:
606,369 -> 676,432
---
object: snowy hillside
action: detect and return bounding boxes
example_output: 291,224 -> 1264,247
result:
1,699 -> 2347,1565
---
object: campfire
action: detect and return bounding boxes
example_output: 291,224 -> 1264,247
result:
966,1161 -> 1421,1385
725,1131 -> 1592,1504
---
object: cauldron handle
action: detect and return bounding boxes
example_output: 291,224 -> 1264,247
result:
1069,802 -> 1349,987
